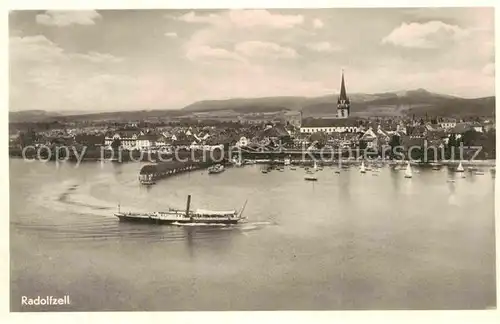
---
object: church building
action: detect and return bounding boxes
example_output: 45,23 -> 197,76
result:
300,71 -> 360,134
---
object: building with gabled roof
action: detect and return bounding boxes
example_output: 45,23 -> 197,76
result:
300,70 -> 360,134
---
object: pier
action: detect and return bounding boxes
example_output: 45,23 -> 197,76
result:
138,149 -> 226,183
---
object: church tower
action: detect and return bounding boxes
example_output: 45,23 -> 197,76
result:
337,70 -> 350,119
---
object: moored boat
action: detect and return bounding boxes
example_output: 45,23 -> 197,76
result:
360,161 -> 366,173
231,159 -> 243,167
456,161 -> 465,173
208,164 -> 225,174
404,161 -> 413,178
139,173 -> 156,185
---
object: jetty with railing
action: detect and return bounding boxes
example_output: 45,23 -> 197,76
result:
138,149 -> 227,184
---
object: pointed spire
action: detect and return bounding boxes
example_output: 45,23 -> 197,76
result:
339,69 -> 348,101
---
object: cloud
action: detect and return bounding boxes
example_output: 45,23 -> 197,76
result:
227,10 -> 304,29
10,35 -> 122,64
307,41 -> 342,53
186,45 -> 245,62
72,51 -> 124,63
312,18 -> 324,29
176,9 -> 304,29
10,35 -> 66,62
177,10 -> 306,66
36,10 -> 101,26
382,21 -> 468,48
176,11 -> 220,24
9,35 -> 132,111
164,32 -> 178,38
235,41 -> 298,59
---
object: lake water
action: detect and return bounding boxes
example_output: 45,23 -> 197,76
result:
9,159 -> 496,311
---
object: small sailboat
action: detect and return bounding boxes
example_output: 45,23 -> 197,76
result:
305,162 -> 318,180
360,161 -> 366,174
404,161 -> 412,178
456,161 -> 465,173
430,162 -> 442,170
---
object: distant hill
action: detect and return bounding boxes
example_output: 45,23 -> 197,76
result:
406,96 -> 496,117
9,89 -> 495,123
9,110 -> 62,123
183,97 -> 307,112
183,88 -> 495,117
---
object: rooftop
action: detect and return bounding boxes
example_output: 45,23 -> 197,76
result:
301,118 -> 358,128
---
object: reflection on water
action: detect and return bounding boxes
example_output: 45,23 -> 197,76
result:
9,159 -> 496,311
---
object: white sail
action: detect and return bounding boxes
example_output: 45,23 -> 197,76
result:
360,161 -> 366,173
456,161 -> 464,172
404,162 -> 412,178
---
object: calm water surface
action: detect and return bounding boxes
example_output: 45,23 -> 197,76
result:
10,159 -> 496,311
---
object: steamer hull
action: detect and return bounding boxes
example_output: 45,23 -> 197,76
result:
114,195 -> 247,226
115,213 -> 241,225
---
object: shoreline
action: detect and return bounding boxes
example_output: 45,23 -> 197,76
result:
9,156 -> 496,167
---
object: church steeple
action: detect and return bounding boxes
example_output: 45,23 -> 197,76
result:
337,69 -> 350,119
339,70 -> 348,101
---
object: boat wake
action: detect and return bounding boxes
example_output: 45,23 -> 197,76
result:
17,175 -> 275,243
171,222 -> 229,227
31,179 -> 140,219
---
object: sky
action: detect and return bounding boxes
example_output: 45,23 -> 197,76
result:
9,8 -> 495,112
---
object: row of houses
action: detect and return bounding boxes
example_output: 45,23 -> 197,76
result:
101,123 -> 293,150
299,117 -> 490,135
11,119 -> 493,154
298,118 -> 496,153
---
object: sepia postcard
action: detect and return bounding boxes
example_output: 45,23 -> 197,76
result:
4,2 -> 498,319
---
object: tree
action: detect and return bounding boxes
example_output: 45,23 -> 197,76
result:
446,133 -> 459,159
358,140 -> 367,150
388,134 -> 401,159
309,132 -> 327,149
111,138 -> 121,150
462,129 -> 479,147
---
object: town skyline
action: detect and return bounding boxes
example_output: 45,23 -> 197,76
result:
9,8 -> 495,112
